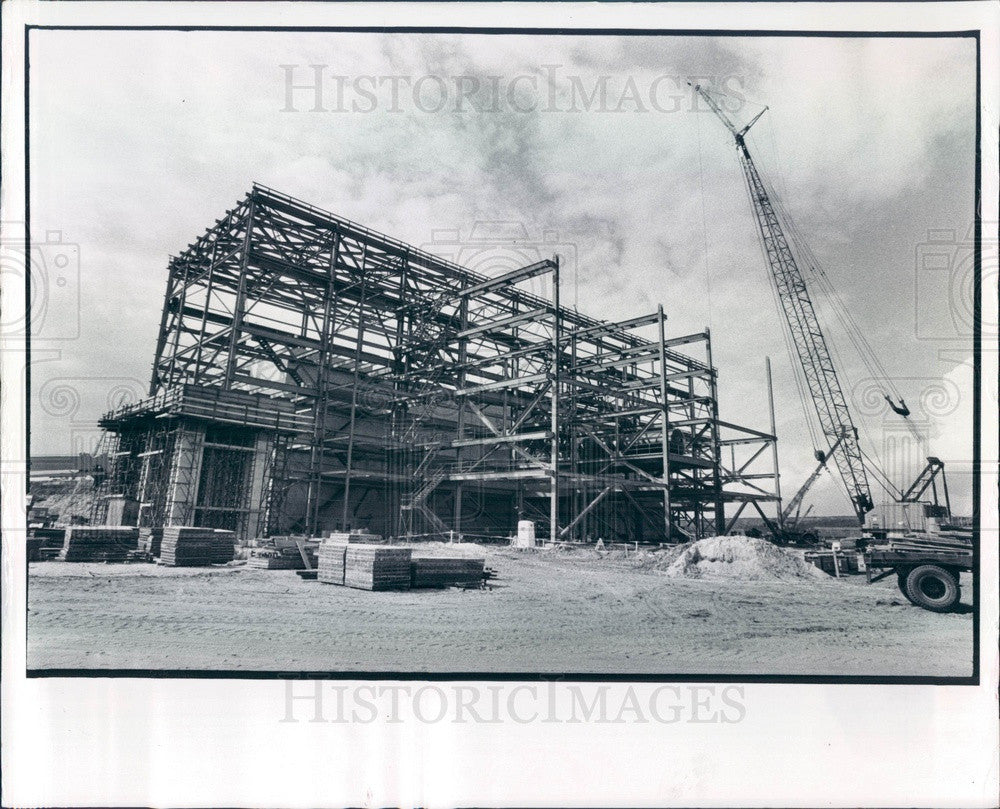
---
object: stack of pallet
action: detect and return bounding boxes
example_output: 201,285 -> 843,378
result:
159,527 -> 235,567
344,544 -> 412,590
61,526 -> 139,562
410,556 -> 485,588
316,537 -> 349,584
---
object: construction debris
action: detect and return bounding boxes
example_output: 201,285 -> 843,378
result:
159,527 -> 236,567
60,526 -> 139,562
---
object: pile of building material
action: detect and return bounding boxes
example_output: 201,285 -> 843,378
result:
28,527 -> 66,561
316,535 -> 486,590
159,527 -> 235,567
248,550 -> 305,570
317,537 -> 349,584
137,527 -> 164,557
248,535 -> 320,570
61,526 -> 139,562
317,538 -> 410,590
345,545 -> 412,590
410,556 -> 485,588
664,535 -> 827,581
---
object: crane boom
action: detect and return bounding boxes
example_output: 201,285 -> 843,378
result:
780,435 -> 845,528
692,84 -> 874,524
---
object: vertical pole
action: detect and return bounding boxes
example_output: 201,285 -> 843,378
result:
706,328 -> 726,536
195,222 -> 224,387
570,328 -> 579,540
388,252 -> 409,539
940,467 -> 952,518
224,194 -> 256,390
341,258 -> 368,531
307,231 -> 339,535
150,261 -> 178,394
549,257 -> 561,545
455,297 -> 469,540
766,357 -> 783,527
657,305 -> 672,542
165,258 -> 192,388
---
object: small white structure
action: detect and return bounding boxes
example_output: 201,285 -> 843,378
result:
513,520 -> 536,548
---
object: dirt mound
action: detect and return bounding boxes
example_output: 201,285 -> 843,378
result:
663,535 -> 828,582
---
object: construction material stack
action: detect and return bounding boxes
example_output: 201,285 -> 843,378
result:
61,526 -> 139,562
317,537 -> 350,584
159,527 -> 235,567
410,556 -> 485,588
344,545 -> 412,591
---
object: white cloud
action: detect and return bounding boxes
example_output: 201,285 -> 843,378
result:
26,31 -> 978,517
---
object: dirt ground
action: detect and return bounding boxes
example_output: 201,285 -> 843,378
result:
26,543 -> 974,676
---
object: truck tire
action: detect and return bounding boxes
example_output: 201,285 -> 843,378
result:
897,570 -> 918,604
904,565 -> 960,612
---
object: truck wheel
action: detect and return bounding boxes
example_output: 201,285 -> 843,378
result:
897,571 -> 918,604
904,565 -> 960,612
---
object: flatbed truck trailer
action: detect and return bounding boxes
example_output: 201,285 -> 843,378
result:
864,543 -> 973,612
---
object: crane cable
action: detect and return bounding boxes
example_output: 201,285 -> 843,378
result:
747,127 -> 925,456
695,106 -> 715,334
747,151 -> 895,479
730,126 -> 823,452
763,171 -> 926,451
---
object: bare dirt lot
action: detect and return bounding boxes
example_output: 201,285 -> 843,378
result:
26,543 -> 974,676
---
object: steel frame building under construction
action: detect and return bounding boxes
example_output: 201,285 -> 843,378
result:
97,184 -> 779,544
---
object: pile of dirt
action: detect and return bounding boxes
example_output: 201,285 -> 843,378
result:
663,535 -> 828,582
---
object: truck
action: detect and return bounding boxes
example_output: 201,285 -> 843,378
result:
859,500 -> 973,612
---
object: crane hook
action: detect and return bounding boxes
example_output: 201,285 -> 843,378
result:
884,394 -> 910,418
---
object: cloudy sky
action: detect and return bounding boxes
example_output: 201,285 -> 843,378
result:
27,29 -> 980,515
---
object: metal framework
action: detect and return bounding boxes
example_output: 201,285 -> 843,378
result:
99,184 -> 778,542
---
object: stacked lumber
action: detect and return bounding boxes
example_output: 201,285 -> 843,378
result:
317,537 -> 349,585
159,527 -> 235,567
149,527 -> 163,558
327,530 -> 386,544
887,533 -> 973,552
61,526 -> 139,562
248,551 -> 302,570
410,556 -> 485,588
344,544 -> 411,591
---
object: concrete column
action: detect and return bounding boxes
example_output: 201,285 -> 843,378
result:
163,423 -> 205,526
246,432 -> 275,541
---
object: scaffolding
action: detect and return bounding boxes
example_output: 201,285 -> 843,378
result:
100,184 -> 779,543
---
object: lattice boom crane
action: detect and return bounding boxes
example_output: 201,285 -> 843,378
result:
691,84 -> 874,524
